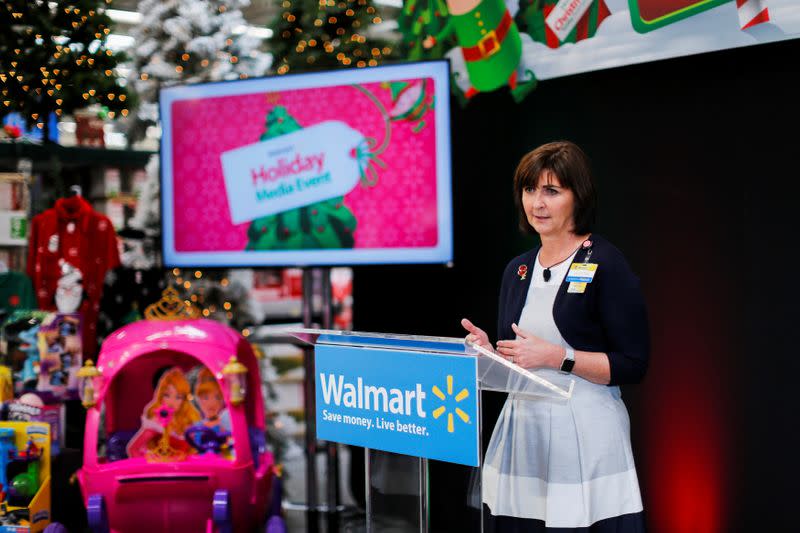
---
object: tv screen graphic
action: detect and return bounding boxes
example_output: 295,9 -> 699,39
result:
160,61 -> 452,267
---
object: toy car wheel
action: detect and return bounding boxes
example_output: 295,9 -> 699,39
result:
212,489 -> 231,532
87,493 -> 110,533
44,523 -> 70,533
266,514 -> 288,533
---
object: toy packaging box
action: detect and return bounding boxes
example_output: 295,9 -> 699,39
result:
0,311 -> 82,398
0,421 -> 51,533
2,396 -> 63,457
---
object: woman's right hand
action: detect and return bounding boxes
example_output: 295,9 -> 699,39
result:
461,318 -> 494,352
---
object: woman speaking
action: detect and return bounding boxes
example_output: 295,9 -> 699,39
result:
463,141 -> 649,532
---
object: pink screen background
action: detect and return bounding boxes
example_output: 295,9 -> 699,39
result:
169,79 -> 439,252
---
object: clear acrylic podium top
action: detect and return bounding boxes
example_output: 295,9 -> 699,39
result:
287,328 -> 573,400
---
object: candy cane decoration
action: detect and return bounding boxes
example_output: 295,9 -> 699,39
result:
737,0 -> 770,30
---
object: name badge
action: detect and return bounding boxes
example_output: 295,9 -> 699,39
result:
566,263 -> 597,283
568,282 -> 587,293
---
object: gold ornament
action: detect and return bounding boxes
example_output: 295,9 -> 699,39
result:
144,286 -> 201,320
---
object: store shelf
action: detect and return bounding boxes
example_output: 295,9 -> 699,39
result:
0,142 -> 155,171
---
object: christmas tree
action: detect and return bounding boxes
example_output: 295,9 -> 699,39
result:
168,268 -> 256,330
246,105 -> 357,250
269,0 -> 393,74
0,0 -> 131,139
124,0 -> 272,144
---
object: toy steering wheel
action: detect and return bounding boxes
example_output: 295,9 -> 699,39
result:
184,424 -> 230,455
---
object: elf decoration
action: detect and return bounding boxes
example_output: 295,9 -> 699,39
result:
245,106 -> 357,251
421,0 -> 535,100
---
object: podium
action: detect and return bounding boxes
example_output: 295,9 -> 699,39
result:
289,328 -> 574,532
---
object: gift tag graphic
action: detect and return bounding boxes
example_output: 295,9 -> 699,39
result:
220,121 -> 366,225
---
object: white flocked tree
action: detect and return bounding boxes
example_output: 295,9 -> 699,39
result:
124,0 -> 272,144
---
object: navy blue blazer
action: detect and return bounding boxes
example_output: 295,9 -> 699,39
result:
497,234 -> 650,386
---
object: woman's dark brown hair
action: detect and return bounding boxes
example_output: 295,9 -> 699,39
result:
512,141 -> 597,235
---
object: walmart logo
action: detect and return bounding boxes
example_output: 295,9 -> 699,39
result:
431,375 -> 470,433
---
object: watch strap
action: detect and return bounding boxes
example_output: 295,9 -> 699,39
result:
560,347 -> 575,374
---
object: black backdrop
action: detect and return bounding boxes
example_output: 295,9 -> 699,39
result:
352,37 -> 800,532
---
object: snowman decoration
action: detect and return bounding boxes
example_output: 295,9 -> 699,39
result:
55,259 -> 83,313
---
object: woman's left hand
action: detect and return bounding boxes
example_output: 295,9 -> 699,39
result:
496,323 -> 561,369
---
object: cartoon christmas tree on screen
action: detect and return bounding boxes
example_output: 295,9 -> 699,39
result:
245,105 -> 357,251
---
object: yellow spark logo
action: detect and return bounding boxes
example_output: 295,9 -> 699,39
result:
431,375 -> 470,433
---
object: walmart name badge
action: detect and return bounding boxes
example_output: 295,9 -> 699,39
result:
566,263 -> 598,283
219,121 -> 365,224
315,344 -> 479,467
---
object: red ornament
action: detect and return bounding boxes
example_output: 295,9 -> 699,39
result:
517,265 -> 528,280
349,147 -> 357,158
9,295 -> 20,306
3,124 -> 22,139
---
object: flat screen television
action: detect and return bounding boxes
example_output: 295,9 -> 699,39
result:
159,60 -> 452,267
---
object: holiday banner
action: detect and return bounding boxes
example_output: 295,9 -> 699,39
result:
160,61 -> 453,267
400,0 -> 799,101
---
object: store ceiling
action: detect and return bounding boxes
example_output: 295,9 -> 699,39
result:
106,0 -> 401,41
111,0 -> 278,26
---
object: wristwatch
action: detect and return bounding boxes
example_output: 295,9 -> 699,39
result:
560,347 -> 575,374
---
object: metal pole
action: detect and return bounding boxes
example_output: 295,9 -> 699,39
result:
320,267 -> 340,531
479,392 -> 484,533
301,268 -> 319,532
419,458 -> 429,533
365,447 -> 372,533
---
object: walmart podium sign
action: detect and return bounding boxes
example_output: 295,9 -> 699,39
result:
315,344 -> 479,467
